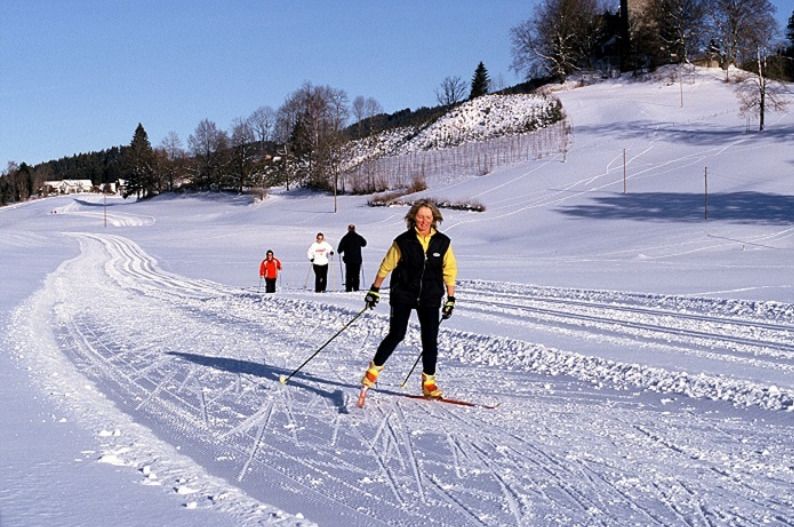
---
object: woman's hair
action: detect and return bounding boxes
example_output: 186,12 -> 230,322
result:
404,199 -> 443,230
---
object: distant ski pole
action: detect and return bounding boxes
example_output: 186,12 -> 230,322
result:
279,305 -> 368,385
303,262 -> 312,290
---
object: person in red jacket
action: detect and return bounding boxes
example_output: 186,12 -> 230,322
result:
259,249 -> 282,293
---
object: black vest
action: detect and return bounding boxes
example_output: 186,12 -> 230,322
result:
389,229 -> 450,308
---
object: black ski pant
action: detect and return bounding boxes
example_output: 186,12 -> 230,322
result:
344,261 -> 361,292
265,277 -> 277,293
313,264 -> 328,292
373,303 -> 441,376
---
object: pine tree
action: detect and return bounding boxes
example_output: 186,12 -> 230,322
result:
122,123 -> 156,199
469,62 -> 490,100
787,10 -> 794,54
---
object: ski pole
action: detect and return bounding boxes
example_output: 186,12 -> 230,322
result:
400,318 -> 444,388
279,305 -> 368,385
303,262 -> 312,290
338,256 -> 344,291
400,351 -> 423,388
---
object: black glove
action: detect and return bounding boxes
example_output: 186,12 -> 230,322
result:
441,296 -> 456,319
310,258 -> 314,263
364,286 -> 380,309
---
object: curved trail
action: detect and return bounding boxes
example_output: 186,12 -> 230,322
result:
9,233 -> 794,526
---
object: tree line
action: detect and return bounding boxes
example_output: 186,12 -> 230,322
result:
1,61 -> 495,206
510,0 -> 792,81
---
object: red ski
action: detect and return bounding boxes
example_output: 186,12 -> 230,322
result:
356,386 -> 369,408
356,387 -> 498,410
401,394 -> 500,409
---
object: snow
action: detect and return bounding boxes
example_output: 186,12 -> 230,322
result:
1,67 -> 793,526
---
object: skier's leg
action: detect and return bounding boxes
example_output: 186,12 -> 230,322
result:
350,262 -> 361,291
372,303 -> 412,366
313,264 -> 322,292
418,306 -> 441,376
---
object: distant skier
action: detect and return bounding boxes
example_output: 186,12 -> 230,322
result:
307,232 -> 334,292
360,199 -> 457,398
337,224 -> 367,292
259,249 -> 282,293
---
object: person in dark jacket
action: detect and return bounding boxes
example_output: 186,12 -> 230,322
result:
360,200 -> 457,398
337,224 -> 367,292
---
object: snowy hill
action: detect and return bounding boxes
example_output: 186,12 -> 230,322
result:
341,93 -> 566,190
1,66 -> 793,526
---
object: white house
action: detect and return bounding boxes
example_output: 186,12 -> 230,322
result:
42,179 -> 95,194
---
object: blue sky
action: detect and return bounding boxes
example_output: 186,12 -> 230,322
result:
2,0 -> 791,167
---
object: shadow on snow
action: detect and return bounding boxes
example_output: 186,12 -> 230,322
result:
167,351 -> 356,413
557,191 -> 794,224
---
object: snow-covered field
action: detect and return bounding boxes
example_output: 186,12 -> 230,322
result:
1,67 -> 793,526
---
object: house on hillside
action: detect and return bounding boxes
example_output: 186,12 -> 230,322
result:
41,179 -> 95,195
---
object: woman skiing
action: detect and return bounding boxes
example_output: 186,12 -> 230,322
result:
360,199 -> 457,400
307,232 -> 334,292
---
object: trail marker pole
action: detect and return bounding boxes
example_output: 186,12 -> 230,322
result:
704,167 -> 709,221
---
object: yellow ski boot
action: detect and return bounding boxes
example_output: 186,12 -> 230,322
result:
358,361 -> 384,408
361,361 -> 384,388
421,372 -> 443,399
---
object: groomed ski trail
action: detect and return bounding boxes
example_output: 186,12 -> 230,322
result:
8,232 -> 794,526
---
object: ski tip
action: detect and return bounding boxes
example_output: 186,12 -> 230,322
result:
356,387 -> 368,408
279,374 -> 288,385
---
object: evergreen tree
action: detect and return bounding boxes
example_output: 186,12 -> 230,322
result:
122,123 -> 156,199
469,62 -> 491,99
787,10 -> 794,54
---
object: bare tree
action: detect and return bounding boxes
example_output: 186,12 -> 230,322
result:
351,96 -> 384,136
188,119 -> 229,190
248,105 -> 275,149
230,117 -> 257,192
510,0 -> 602,80
275,82 -> 349,193
711,0 -> 776,78
736,47 -> 790,131
643,0 -> 709,64
159,131 -> 185,192
435,76 -> 467,105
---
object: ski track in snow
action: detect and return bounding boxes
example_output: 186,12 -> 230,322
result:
8,233 -> 794,526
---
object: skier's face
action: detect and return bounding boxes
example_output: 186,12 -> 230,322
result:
415,207 -> 433,235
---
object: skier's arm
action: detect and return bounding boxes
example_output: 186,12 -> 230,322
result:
371,242 -> 400,289
443,245 -> 457,297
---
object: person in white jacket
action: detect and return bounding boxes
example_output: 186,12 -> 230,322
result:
307,232 -> 334,292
